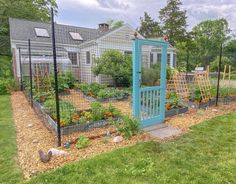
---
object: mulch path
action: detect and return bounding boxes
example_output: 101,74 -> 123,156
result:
11,91 -> 236,179
166,102 -> 236,130
60,89 -> 91,110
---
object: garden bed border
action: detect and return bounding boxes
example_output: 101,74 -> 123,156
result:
33,100 -> 112,135
165,106 -> 188,118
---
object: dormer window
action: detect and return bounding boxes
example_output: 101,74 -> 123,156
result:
69,32 -> 83,41
34,28 -> 49,37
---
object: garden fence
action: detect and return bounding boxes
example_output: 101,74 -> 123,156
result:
20,9 -> 135,146
18,9 -> 236,147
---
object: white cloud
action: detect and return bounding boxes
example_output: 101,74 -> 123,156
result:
56,0 -> 236,34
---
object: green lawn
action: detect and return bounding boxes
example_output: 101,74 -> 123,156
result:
26,113 -> 236,184
0,96 -> 23,184
1,94 -> 236,184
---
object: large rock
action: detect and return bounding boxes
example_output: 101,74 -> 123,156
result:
113,136 -> 123,143
48,148 -> 69,156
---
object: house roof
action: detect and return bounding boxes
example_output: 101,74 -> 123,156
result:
9,17 -> 109,45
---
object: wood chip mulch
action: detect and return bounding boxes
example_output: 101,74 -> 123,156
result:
166,101 -> 236,130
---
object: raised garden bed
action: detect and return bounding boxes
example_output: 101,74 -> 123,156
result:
165,106 -> 188,118
32,100 -> 120,135
217,95 -> 236,103
185,99 -> 216,109
77,83 -> 130,102
82,92 -> 129,103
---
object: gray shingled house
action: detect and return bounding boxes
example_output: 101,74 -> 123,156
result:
9,18 -> 176,84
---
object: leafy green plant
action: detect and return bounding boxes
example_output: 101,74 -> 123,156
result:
97,88 -> 129,100
50,72 -> 76,93
116,115 -> 140,139
79,83 -> 104,96
78,116 -> 87,124
165,92 -> 184,110
33,91 -> 54,102
92,50 -> 132,87
105,104 -> 122,118
44,99 -> 77,127
76,135 -> 90,149
90,102 -> 105,121
0,79 -> 16,95
210,86 -> 236,98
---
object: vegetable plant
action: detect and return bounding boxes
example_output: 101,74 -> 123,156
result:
90,102 -> 105,121
165,92 -> 184,110
115,115 -> 140,139
79,83 -> 105,96
44,99 -> 77,127
76,135 -> 90,149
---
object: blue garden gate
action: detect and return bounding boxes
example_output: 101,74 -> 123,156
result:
132,39 -> 168,128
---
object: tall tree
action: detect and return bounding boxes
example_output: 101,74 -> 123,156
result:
159,0 -> 187,45
0,0 -> 57,55
106,19 -> 124,29
191,18 -> 230,66
0,0 -> 58,35
138,12 -> 162,38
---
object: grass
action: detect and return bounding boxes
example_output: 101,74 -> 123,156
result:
0,95 -> 23,184
1,94 -> 235,184
26,112 -> 236,184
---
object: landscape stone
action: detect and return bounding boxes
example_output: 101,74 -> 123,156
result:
113,136 -> 123,143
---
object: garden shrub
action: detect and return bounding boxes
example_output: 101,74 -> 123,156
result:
0,78 -> 16,95
142,64 -> 174,86
92,50 -> 132,87
0,56 -> 12,78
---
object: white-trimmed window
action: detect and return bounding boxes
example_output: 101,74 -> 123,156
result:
69,32 -> 83,41
157,53 -> 162,63
34,28 -> 49,37
86,51 -> 90,64
150,53 -> 154,65
124,51 -> 132,55
68,52 -> 78,65
173,54 -> 177,68
167,54 -> 171,66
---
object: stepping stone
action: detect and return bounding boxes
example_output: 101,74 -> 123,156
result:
146,126 -> 182,140
143,123 -> 167,132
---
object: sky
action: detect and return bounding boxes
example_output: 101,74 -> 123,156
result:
56,0 -> 236,33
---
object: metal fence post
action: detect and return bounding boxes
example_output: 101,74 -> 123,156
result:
19,48 -> 23,91
28,39 -> 33,107
51,8 -> 61,147
216,42 -> 223,106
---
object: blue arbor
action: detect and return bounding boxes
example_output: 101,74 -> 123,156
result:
132,39 -> 168,128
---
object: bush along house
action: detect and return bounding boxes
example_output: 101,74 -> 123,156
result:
9,17 -> 177,85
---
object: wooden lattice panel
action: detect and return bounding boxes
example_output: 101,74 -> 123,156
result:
194,71 -> 212,100
167,72 -> 190,100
